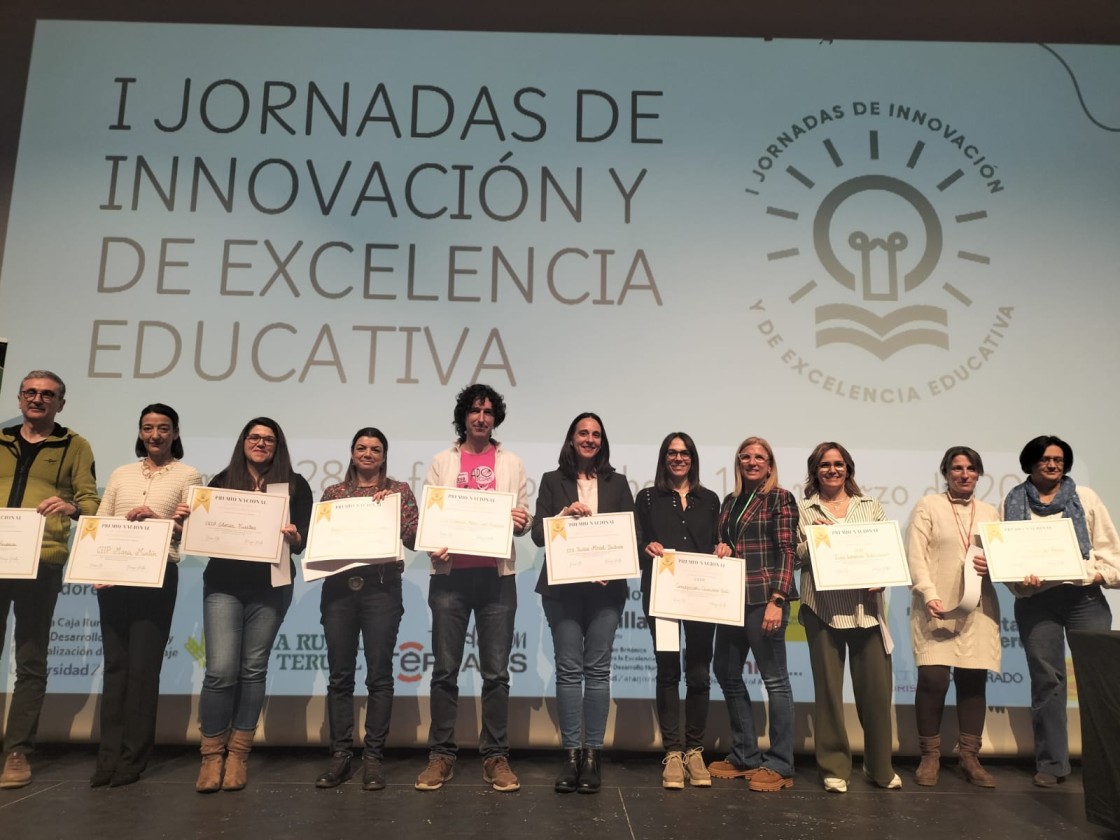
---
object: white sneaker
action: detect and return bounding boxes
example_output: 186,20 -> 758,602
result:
823,776 -> 848,793
862,767 -> 902,789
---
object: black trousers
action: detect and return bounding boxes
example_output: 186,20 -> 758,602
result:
95,564 -> 178,776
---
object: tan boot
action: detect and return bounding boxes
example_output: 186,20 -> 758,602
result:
957,733 -> 995,788
915,735 -> 940,786
222,729 -> 255,791
196,732 -> 228,793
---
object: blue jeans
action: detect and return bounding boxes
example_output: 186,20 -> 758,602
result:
542,584 -> 623,750
199,585 -> 292,737
320,567 -> 404,759
713,601 -> 794,777
427,568 -> 517,758
1015,583 -> 1113,776
0,563 -> 63,755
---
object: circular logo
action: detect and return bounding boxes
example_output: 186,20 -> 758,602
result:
746,101 -> 1013,403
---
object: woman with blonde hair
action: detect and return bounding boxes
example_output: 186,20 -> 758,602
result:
707,436 -> 798,791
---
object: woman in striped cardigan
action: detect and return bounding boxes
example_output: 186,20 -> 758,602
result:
795,441 -> 900,794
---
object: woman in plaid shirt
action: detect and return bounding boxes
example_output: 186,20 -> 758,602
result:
707,436 -> 799,791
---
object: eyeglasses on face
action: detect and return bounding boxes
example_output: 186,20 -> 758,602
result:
245,433 -> 277,446
20,389 -> 58,402
666,449 -> 692,461
738,453 -> 769,464
1037,456 -> 1065,466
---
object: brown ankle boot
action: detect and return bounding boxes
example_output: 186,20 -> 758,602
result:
957,733 -> 995,788
222,729 -> 255,791
915,734 -> 941,786
196,732 -> 228,793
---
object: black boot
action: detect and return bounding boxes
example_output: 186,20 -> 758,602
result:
577,748 -> 601,794
315,751 -> 354,788
555,748 -> 581,793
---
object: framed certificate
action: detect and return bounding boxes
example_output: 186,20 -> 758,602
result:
806,520 -> 911,590
0,508 -> 47,580
64,516 -> 175,587
180,485 -> 289,563
979,518 -> 1087,583
649,550 -> 746,626
544,511 -> 640,585
415,486 -> 515,559
305,495 -> 401,563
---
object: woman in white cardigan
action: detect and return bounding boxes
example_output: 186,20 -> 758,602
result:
905,446 -> 1000,787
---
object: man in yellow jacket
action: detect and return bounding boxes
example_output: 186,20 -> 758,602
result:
0,370 -> 100,788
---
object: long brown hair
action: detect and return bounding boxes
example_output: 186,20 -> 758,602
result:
804,441 -> 862,499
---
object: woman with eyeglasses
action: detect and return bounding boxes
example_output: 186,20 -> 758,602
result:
905,446 -> 1000,788
635,432 -> 725,789
707,437 -> 798,792
795,441 -> 899,793
90,403 -> 202,788
1002,435 -> 1118,788
312,428 -> 418,791
186,418 -> 312,793
531,412 -> 635,794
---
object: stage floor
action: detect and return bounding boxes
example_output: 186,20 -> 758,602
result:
0,747 -> 1112,839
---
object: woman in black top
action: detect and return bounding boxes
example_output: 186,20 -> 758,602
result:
189,417 -> 312,793
636,432 -> 725,790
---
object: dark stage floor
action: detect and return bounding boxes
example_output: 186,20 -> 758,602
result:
0,746 -> 1114,840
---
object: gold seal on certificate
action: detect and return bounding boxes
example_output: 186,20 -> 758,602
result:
64,516 -> 175,587
415,485 -> 515,559
978,519 -> 1087,583
0,508 -> 47,580
544,512 -> 639,585
806,520 -> 911,590
180,485 -> 290,563
302,495 -> 403,582
649,550 -> 746,626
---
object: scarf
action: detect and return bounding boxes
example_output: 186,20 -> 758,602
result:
1003,475 -> 1091,559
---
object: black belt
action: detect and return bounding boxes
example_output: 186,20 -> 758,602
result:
344,561 -> 405,590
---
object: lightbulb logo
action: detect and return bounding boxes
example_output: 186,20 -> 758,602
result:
750,108 -> 1014,402
813,174 -> 947,359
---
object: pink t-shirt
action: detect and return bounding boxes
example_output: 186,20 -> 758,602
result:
452,447 -> 500,569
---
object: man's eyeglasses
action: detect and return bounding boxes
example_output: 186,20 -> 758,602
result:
20,389 -> 58,402
245,434 -> 277,446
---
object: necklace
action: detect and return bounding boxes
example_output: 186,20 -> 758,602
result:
945,492 -> 976,553
821,493 -> 849,515
141,458 -> 174,479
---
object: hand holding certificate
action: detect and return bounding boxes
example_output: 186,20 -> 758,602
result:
180,485 -> 289,563
65,516 -> 175,587
806,520 -> 911,590
415,486 -> 515,559
648,550 -> 746,626
303,495 -> 403,581
544,511 -> 639,585
0,508 -> 46,579
978,519 -> 1087,583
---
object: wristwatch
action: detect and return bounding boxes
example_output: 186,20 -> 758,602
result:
770,594 -> 786,607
